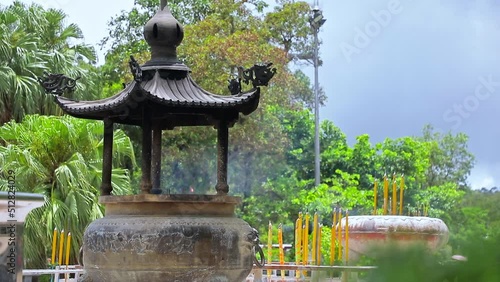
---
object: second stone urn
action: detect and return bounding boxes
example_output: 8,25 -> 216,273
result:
341,215 -> 449,260
80,194 -> 259,282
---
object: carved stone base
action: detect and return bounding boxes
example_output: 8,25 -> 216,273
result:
81,195 -> 255,282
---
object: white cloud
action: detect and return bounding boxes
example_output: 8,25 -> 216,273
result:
469,163 -> 500,190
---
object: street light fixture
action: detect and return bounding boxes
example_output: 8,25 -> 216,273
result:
309,4 -> 326,187
311,6 -> 326,29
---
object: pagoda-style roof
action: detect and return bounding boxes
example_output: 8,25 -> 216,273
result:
44,1 -> 274,128
54,67 -> 260,127
39,0 -> 276,196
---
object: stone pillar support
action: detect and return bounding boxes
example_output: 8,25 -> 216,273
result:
141,108 -> 153,194
215,120 -> 229,194
151,124 -> 162,194
101,118 -> 114,196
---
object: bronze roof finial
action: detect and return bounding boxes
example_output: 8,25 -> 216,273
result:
143,0 -> 184,66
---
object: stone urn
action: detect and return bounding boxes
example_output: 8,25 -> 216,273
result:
80,194 -> 259,282
341,215 -> 449,259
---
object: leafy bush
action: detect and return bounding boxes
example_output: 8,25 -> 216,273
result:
366,233 -> 500,282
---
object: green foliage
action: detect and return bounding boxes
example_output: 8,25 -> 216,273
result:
264,1 -> 313,59
320,121 -> 351,180
0,1 -> 97,125
421,125 -> 475,190
367,244 -> 445,282
240,171 -> 305,229
366,234 -> 500,282
160,127 -> 216,194
0,115 -> 135,268
413,183 -> 465,218
295,171 -> 371,216
376,136 -> 430,183
446,190 -> 500,251
349,134 -> 376,189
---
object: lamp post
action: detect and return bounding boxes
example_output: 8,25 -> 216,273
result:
310,4 -> 326,187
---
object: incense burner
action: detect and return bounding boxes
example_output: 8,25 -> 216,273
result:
47,1 -> 271,281
80,195 -> 257,282
342,215 -> 449,259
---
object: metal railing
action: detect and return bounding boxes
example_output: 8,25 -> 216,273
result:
247,264 -> 376,282
22,264 -> 375,282
23,266 -> 84,282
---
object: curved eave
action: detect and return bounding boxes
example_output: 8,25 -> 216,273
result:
54,82 -> 138,120
54,71 -> 260,122
142,72 -> 260,115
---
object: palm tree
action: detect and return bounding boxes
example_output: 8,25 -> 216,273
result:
0,115 -> 135,268
0,1 -> 97,125
0,3 -> 46,124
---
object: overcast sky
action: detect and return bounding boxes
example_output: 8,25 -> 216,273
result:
4,0 -> 499,189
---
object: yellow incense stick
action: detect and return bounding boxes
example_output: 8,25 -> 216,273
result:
278,224 -> 285,280
296,215 -> 302,260
345,211 -> 349,264
295,213 -> 302,278
337,209 -> 342,261
392,180 -> 397,215
383,175 -> 389,215
302,213 -> 310,277
267,221 -> 272,279
65,232 -> 71,266
330,208 -> 337,265
373,180 -> 378,215
317,224 -> 322,265
312,212 -> 318,265
399,175 -> 405,215
303,213 -> 310,265
58,230 -> 65,265
51,228 -> 57,265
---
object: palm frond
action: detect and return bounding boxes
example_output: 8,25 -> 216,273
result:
0,115 -> 136,267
